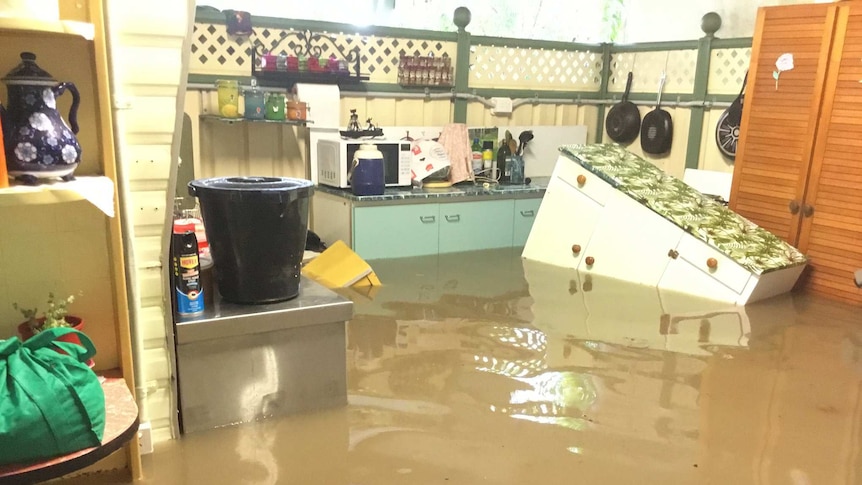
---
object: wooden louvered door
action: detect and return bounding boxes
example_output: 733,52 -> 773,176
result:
797,3 -> 862,305
730,4 -> 838,243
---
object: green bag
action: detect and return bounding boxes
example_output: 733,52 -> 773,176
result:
0,327 -> 105,466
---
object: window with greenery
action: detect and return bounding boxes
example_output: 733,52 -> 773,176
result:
197,0 -> 629,42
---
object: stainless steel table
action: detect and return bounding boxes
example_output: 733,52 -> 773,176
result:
174,277 -> 353,434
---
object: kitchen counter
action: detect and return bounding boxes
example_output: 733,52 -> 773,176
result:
175,276 -> 353,344
315,177 -> 549,204
174,277 -> 353,433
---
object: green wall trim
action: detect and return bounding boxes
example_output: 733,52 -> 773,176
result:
453,27 -> 471,123
610,40 -> 700,53
712,37 -> 753,49
468,89 -> 602,100
194,9 -> 459,43
684,36 -> 714,170
470,35 -> 603,52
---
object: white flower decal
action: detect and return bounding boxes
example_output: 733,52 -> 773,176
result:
29,112 -> 52,131
42,88 -> 56,109
18,126 -> 32,137
24,93 -> 36,105
61,145 -> 78,163
14,143 -> 38,162
45,136 -> 59,147
43,154 -> 54,165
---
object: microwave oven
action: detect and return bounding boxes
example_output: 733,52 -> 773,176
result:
317,138 -> 413,189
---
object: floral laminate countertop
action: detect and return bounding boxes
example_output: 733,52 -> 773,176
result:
316,177 -> 549,202
560,144 -> 807,275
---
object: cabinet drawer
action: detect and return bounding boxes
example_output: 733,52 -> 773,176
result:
676,235 -> 752,294
554,158 -> 612,206
522,176 -> 601,269
439,199 -> 514,253
354,204 -> 439,259
513,198 -> 542,247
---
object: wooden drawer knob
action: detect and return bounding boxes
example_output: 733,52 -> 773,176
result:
585,256 -> 595,266
571,244 -> 581,254
577,174 -> 587,185
706,258 -> 718,269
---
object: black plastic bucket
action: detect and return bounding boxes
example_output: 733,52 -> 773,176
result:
188,176 -> 313,304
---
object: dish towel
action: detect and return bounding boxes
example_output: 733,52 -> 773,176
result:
437,123 -> 473,184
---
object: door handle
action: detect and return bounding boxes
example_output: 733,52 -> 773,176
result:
419,215 -> 436,223
789,200 -> 800,215
445,214 -> 461,222
802,204 -> 815,218
520,210 -> 535,217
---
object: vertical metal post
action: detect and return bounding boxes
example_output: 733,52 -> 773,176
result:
452,7 -> 471,123
685,12 -> 722,170
596,43 -> 612,143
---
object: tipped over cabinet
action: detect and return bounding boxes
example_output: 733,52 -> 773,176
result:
731,1 -> 862,305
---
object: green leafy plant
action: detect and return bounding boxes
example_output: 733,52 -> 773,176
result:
13,293 -> 77,334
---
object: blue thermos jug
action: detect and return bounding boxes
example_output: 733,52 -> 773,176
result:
350,143 -> 385,196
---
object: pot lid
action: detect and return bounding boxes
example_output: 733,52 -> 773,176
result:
2,52 -> 56,84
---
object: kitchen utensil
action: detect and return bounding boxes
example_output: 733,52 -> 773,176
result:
605,72 -> 641,144
517,130 -> 534,156
1,52 -> 82,185
640,71 -> 673,155
715,71 -> 748,161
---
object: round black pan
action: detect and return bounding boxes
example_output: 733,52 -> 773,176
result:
605,72 -> 641,144
640,73 -> 673,155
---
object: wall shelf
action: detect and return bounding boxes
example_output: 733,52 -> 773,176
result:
199,114 -> 313,126
0,18 -> 95,40
0,175 -> 114,214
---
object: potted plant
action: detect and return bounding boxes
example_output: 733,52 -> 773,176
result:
15,293 -> 84,342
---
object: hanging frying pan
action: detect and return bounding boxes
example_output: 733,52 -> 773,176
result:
715,71 -> 748,161
640,72 -> 673,155
605,72 -> 641,144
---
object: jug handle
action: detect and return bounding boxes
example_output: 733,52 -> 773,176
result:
53,82 -> 80,134
348,156 -> 359,183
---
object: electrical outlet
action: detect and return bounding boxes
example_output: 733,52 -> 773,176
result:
138,421 -> 154,455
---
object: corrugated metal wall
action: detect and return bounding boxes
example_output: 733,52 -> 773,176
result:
107,0 -> 193,442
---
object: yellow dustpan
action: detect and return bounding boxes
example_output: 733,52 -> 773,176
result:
302,240 -> 382,288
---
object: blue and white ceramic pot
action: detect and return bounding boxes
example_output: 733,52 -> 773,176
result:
1,52 -> 82,185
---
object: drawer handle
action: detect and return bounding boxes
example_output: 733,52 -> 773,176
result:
789,200 -> 800,215
445,214 -> 461,222
571,244 -> 582,254
585,256 -> 595,266
706,258 -> 718,270
520,210 -> 535,217
577,174 -> 587,186
419,215 -> 436,224
668,249 -> 679,259
803,204 -> 814,218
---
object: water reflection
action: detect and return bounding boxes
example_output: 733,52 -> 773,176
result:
132,248 -> 862,485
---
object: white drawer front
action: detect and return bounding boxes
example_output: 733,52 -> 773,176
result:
677,235 -> 752,294
553,157 -> 612,206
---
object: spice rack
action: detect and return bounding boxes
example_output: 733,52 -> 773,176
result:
398,54 -> 453,87
249,29 -> 370,88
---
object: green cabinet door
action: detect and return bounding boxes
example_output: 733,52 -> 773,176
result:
438,199 -> 515,254
353,203 -> 440,260
512,197 -> 542,247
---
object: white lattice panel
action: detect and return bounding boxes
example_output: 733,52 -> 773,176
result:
608,50 -> 697,95
707,47 -> 750,95
469,45 -> 603,91
190,22 -> 457,84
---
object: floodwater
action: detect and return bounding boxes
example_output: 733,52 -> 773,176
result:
85,248 -> 862,484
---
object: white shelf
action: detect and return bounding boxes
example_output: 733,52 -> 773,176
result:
0,176 -> 115,215
0,17 -> 95,40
